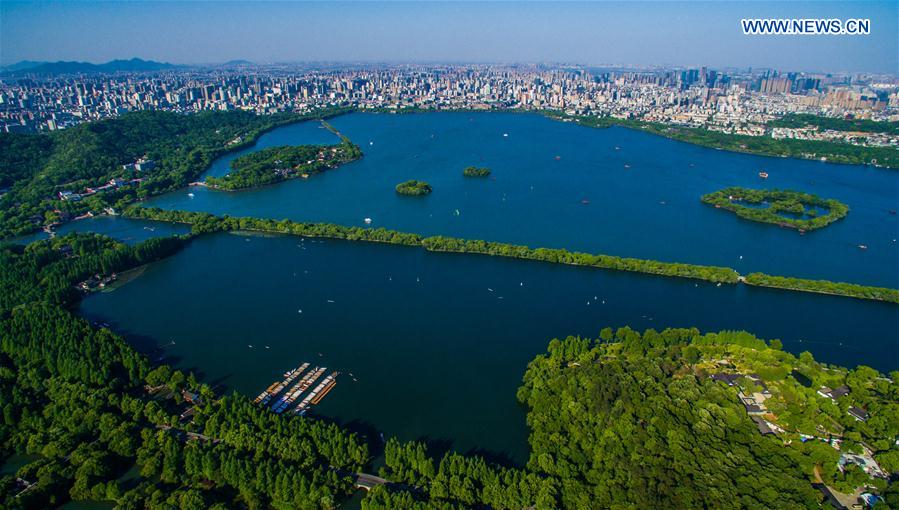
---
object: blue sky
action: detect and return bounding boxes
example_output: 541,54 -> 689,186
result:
1,1 -> 896,73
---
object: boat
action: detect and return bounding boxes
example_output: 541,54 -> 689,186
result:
364,217 -> 372,224
858,244 -> 868,250
187,192 -> 195,198
758,172 -> 769,179
503,133 -> 509,137
581,199 -> 590,205
294,371 -> 339,413
554,155 -> 561,160
272,367 -> 327,414
254,363 -> 310,405
624,164 -> 631,169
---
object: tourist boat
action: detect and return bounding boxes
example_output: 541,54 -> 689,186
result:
624,164 -> 631,169
858,245 -> 868,250
187,192 -> 195,198
503,133 -> 509,137
364,217 -> 372,224
758,172 -> 769,179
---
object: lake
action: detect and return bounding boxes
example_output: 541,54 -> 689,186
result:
144,112 -> 899,288
79,232 -> 899,466
34,111 -> 896,465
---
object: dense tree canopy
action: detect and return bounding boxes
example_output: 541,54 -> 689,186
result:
0,107 -> 349,237
702,187 -> 849,231
0,235 -> 367,509
395,180 -> 433,196
206,140 -> 362,190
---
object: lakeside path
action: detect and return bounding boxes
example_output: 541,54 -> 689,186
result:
123,207 -> 899,304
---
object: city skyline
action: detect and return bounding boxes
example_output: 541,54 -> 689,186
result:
2,1 -> 897,74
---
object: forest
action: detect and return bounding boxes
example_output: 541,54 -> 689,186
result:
123,207 -> 899,303
0,106 -> 350,238
374,328 -> 899,509
701,186 -> 850,231
205,140 -> 362,190
395,180 -> 433,196
0,233 -> 369,509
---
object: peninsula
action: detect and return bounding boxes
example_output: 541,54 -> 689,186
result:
205,141 -> 362,190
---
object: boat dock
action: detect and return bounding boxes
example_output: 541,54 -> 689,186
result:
253,362 -> 310,406
253,360 -> 342,414
271,366 -> 327,414
295,371 -> 339,414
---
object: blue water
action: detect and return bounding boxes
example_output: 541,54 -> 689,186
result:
36,111 -> 897,465
144,112 -> 899,288
204,120 -> 341,179
9,216 -> 191,245
79,233 -> 899,466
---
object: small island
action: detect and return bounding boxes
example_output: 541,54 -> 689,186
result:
463,166 -> 491,177
395,179 -> 432,196
205,140 -> 362,190
701,187 -> 849,231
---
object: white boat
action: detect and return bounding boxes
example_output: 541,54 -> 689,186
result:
503,133 -> 509,137
364,217 -> 372,224
187,192 -> 195,198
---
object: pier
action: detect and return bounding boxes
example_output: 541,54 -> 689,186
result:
295,371 -> 339,414
271,366 -> 326,414
253,362 -> 310,406
252,361 -> 343,415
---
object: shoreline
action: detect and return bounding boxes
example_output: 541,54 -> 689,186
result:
6,106 -> 891,242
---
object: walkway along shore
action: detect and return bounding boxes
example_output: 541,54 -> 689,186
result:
122,207 -> 899,304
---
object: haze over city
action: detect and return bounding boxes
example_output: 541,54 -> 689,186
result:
2,0 -> 897,73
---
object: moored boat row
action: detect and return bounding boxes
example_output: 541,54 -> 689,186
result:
272,366 -> 327,414
253,362 -> 310,406
295,371 -> 339,415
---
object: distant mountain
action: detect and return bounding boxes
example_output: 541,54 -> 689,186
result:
1,60 -> 48,72
2,58 -> 178,76
222,59 -> 256,67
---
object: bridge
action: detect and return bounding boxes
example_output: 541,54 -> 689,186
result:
351,472 -> 389,490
